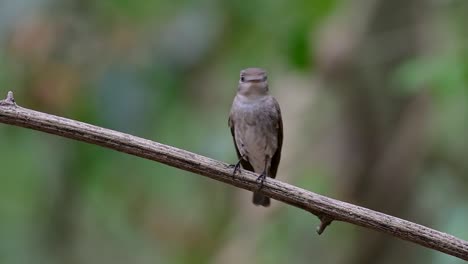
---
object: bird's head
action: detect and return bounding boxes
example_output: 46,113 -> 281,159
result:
237,68 -> 269,97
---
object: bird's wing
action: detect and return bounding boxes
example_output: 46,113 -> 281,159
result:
269,98 -> 283,179
229,113 -> 255,172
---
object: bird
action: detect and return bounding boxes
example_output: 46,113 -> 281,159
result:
228,68 -> 283,207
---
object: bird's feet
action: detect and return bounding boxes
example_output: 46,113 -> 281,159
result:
256,171 -> 267,190
229,160 -> 242,176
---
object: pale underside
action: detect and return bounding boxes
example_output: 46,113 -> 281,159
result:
230,94 -> 280,174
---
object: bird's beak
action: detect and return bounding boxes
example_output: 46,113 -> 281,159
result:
244,76 -> 266,82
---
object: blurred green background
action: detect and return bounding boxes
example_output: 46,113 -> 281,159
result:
0,0 -> 467,263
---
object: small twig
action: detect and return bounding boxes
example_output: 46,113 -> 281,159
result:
0,91 -> 16,106
0,91 -> 467,260
316,215 -> 333,235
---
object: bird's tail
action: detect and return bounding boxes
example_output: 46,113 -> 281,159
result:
252,192 -> 270,207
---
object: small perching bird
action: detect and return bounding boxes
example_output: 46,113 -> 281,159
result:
228,68 -> 283,207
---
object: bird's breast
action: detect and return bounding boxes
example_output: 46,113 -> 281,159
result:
232,98 -> 279,172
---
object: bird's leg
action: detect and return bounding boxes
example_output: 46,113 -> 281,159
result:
256,156 -> 270,189
229,156 -> 244,176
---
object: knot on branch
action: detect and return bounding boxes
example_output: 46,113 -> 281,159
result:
0,91 -> 17,106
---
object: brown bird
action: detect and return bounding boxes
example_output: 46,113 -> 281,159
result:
228,68 -> 283,207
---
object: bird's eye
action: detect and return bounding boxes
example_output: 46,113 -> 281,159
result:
262,76 -> 267,82
240,76 -> 245,82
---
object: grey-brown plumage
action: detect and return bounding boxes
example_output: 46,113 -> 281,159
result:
228,68 -> 283,207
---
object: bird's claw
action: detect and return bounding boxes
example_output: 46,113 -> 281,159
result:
256,172 -> 267,190
229,161 -> 242,176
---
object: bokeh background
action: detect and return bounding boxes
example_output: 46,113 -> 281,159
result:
0,0 -> 467,263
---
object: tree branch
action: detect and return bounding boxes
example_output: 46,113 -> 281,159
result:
0,91 -> 467,260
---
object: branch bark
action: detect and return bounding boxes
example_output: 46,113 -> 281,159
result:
0,91 -> 467,260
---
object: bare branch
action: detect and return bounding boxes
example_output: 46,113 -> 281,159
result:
0,91 -> 467,260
